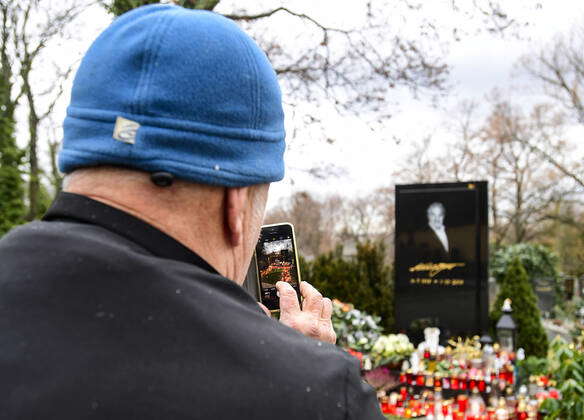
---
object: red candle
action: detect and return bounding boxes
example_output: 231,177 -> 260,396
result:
451,377 -> 459,390
457,395 -> 468,413
380,398 -> 390,414
417,374 -> 425,386
427,402 -> 435,416
507,370 -> 514,385
478,380 -> 486,392
399,372 -> 406,383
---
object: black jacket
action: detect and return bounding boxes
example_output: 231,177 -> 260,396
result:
0,193 -> 383,420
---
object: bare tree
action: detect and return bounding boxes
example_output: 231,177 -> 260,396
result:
265,188 -> 396,260
392,135 -> 449,184
104,0 -> 529,128
395,97 -> 573,246
4,0 -> 531,223
468,100 -> 573,244
7,1 -> 93,219
444,100 -> 484,182
522,28 -> 584,124
520,27 -> 584,190
225,0 -> 529,122
0,2 -> 26,234
264,191 -> 342,258
339,188 -> 394,240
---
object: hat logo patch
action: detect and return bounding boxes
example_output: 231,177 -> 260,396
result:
113,116 -> 140,144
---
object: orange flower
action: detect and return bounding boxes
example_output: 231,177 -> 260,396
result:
332,298 -> 352,312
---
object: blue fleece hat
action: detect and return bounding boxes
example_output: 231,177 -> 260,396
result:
60,4 -> 285,186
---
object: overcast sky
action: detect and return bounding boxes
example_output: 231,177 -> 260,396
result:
263,239 -> 293,255
263,0 -> 584,209
25,0 -> 584,210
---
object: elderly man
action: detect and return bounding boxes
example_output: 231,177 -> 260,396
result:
0,5 -> 383,419
427,202 -> 449,254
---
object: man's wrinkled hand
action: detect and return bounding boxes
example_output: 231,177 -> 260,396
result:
276,281 -> 336,344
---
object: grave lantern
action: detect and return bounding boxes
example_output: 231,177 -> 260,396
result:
479,333 -> 493,346
496,298 -> 517,352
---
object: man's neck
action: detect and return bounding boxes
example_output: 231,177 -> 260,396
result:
430,223 -> 444,232
63,168 -> 235,281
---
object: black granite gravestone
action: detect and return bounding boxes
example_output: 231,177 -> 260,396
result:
395,182 -> 489,342
533,277 -> 555,316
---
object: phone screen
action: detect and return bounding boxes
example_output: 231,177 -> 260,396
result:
255,223 -> 301,311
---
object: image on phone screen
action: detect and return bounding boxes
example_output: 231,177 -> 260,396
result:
255,225 -> 301,311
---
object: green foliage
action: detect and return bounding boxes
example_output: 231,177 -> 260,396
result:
331,300 -> 382,353
105,0 -> 160,15
491,243 -> 560,280
516,355 -> 549,386
104,0 -> 220,16
540,337 -> 584,420
0,117 -> 25,235
491,243 -> 561,297
35,183 -> 52,220
0,54 -> 25,236
490,257 -> 548,357
301,241 -> 395,332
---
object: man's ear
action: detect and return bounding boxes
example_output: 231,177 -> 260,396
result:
224,187 -> 249,247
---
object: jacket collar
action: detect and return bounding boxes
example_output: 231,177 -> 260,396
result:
43,192 -> 219,275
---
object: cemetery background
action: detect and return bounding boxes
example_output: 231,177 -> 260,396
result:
2,0 -> 584,418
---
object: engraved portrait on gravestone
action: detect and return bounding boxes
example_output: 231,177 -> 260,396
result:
395,182 -> 489,338
408,201 -> 456,262
426,202 -> 449,257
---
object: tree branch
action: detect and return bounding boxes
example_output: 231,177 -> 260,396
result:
511,133 -> 584,190
225,7 -> 349,34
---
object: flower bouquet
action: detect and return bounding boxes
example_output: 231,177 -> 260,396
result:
370,334 -> 415,369
331,299 -> 382,355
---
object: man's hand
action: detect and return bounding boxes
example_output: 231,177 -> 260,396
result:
275,281 -> 336,344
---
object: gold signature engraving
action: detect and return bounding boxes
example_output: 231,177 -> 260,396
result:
409,262 -> 466,277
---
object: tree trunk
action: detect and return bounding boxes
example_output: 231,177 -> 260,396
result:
23,68 -> 40,221
49,140 -> 62,194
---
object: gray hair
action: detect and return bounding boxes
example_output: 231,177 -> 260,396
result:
427,202 -> 445,215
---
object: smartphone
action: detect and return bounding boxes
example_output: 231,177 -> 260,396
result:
254,223 -> 302,312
